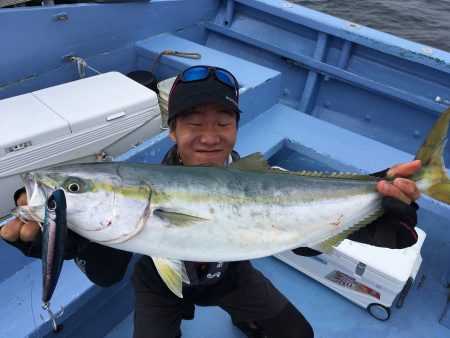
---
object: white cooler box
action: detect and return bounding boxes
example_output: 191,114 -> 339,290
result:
275,227 -> 426,320
0,72 -> 162,217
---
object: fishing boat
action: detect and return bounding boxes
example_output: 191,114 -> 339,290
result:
0,0 -> 449,337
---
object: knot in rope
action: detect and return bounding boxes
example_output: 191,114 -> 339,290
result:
67,56 -> 102,79
150,49 -> 202,72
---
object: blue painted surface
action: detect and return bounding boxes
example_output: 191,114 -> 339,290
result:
441,303 -> 450,329
1,0 -> 449,337
0,1 -> 220,99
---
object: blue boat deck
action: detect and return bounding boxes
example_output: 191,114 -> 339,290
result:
1,1 -> 449,337
106,249 -> 449,338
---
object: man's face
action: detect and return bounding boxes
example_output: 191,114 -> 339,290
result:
169,103 -> 237,166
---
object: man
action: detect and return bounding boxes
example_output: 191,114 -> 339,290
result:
1,65 -> 420,338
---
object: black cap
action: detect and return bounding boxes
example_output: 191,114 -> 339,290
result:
168,74 -> 240,123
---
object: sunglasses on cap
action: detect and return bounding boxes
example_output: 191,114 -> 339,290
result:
170,65 -> 239,99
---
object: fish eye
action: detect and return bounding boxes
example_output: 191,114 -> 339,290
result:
68,183 -> 80,193
63,177 -> 88,194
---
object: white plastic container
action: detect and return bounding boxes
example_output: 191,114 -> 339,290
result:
275,227 -> 426,320
0,72 -> 162,217
157,76 -> 176,128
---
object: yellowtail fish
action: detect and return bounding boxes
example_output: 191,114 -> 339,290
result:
14,108 -> 450,298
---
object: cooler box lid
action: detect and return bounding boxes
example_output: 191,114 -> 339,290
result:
0,94 -> 70,156
335,227 -> 426,284
33,72 -> 158,133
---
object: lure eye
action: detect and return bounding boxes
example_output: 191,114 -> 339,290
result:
47,199 -> 57,210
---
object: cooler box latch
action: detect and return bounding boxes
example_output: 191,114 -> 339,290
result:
356,262 -> 366,276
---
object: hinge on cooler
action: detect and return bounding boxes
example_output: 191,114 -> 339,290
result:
6,141 -> 32,153
96,151 -> 113,162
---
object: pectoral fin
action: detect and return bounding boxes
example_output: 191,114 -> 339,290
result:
154,209 -> 209,227
151,257 -> 190,298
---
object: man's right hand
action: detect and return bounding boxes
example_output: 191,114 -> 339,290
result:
0,217 -> 40,242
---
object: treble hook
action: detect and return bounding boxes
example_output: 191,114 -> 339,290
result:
40,302 -> 64,332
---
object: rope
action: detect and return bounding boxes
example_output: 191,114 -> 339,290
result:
150,49 -> 201,72
67,56 -> 102,79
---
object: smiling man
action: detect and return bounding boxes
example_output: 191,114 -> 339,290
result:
168,103 -> 237,166
132,65 -> 315,338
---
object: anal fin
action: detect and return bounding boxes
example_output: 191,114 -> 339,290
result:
311,209 -> 385,253
151,257 -> 190,298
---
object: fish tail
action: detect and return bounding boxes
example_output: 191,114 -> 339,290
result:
412,107 -> 450,205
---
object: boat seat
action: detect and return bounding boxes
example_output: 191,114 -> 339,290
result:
135,34 -> 282,124
236,103 -> 422,174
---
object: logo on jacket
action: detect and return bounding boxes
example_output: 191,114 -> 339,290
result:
207,272 -> 221,279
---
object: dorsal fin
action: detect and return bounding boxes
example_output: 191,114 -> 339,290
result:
228,153 -> 380,181
227,153 -> 272,172
316,172 -> 381,181
270,167 -> 381,181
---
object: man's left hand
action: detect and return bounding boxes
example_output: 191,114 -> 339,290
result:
377,160 -> 422,205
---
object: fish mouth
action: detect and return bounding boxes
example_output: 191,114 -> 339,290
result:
13,172 -> 57,222
22,172 -> 57,204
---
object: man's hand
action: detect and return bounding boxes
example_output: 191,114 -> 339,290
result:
377,160 -> 422,205
0,218 -> 40,242
1,189 -> 41,243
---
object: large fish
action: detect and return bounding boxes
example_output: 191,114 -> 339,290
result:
15,108 -> 450,297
